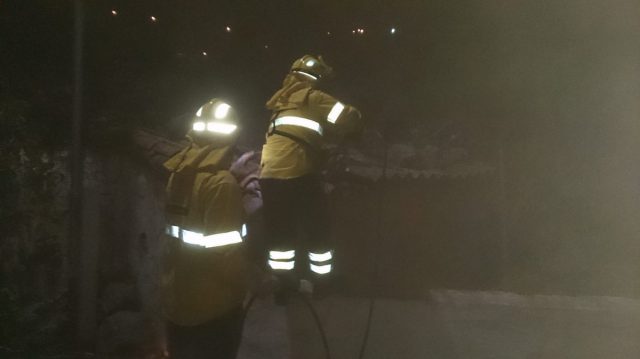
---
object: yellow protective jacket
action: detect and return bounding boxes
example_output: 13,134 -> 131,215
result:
260,75 -> 363,179
162,140 -> 249,326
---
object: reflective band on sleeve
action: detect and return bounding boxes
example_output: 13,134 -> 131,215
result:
310,263 -> 332,275
269,260 -> 295,270
207,122 -> 237,134
269,250 -> 295,260
327,102 -> 345,124
308,251 -> 333,263
273,116 -> 323,135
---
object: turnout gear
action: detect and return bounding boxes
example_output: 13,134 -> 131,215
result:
163,137 -> 248,326
260,174 -> 332,275
162,98 -> 249,358
261,55 -> 363,283
262,62 -> 363,178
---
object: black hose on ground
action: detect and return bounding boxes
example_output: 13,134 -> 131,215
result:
242,290 -> 332,359
297,292 -> 332,359
242,293 -> 258,323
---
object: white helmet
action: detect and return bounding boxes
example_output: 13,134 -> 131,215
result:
191,98 -> 239,136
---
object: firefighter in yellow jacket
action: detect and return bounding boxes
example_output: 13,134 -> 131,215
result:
260,55 -> 363,294
162,98 -> 249,358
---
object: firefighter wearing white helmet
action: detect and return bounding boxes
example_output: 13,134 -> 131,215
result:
162,98 -> 250,358
260,55 -> 363,295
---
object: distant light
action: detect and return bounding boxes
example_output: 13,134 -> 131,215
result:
390,27 -> 396,34
202,51 -> 208,56
327,31 -> 331,36
358,28 -> 365,34
150,16 -> 157,22
111,10 -> 118,16
352,30 -> 356,34
264,45 -> 269,49
225,26 -> 231,32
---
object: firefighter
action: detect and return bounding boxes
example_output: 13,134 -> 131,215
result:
161,98 -> 250,358
260,55 -> 363,296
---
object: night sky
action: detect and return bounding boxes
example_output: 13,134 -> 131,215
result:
3,1 -> 638,148
0,1 -> 556,151
4,0 -> 540,156
3,0 -> 431,147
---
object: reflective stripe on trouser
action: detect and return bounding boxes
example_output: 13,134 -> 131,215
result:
260,176 -> 332,275
309,250 -> 333,275
166,225 -> 246,248
269,249 -> 295,271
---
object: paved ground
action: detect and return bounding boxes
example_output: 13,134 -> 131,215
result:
238,290 -> 640,359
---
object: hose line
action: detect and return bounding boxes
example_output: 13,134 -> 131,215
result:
242,291 -> 332,359
298,293 -> 332,359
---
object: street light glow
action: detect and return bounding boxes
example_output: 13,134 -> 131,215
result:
98,10 -> 401,59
